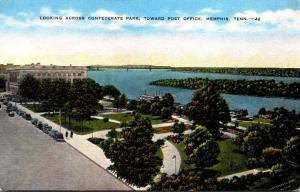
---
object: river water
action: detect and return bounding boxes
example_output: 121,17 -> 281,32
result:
88,69 -> 300,116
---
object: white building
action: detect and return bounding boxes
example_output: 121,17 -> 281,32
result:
6,63 -> 88,94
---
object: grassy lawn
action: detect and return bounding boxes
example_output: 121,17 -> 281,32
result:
171,138 -> 248,176
156,148 -> 163,160
22,103 -> 47,113
43,114 -> 119,135
211,139 -> 248,176
239,118 -> 272,128
103,113 -> 165,125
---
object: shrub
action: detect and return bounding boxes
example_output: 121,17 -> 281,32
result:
88,137 -> 104,145
246,158 -> 261,169
270,164 -> 290,183
103,117 -> 109,122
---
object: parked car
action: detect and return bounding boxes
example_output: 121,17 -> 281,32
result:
42,124 -> 50,133
25,114 -> 32,120
48,129 -> 59,138
8,111 -> 15,117
31,118 -> 38,125
18,111 -> 25,116
37,122 -> 43,130
12,106 -> 17,111
54,133 -> 65,142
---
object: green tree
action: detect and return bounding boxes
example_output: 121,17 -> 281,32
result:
261,147 -> 282,168
19,74 -> 40,100
37,79 -> 54,111
242,124 -> 271,158
283,136 -> 300,166
107,116 -> 162,187
127,100 -> 138,110
258,107 -> 267,116
171,121 -> 185,136
113,93 -> 127,109
271,107 -> 297,148
150,102 -> 162,116
52,79 -> 71,111
184,125 -> 220,169
270,164 -> 289,183
137,101 -> 151,114
161,107 -> 172,120
107,128 -> 117,138
102,85 -> 121,98
0,75 -> 6,91
161,93 -> 174,108
184,83 -> 230,137
70,79 -> 102,130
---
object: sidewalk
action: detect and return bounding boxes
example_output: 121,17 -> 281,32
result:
91,115 -> 121,124
153,122 -> 174,128
218,168 -> 271,180
172,115 -> 193,125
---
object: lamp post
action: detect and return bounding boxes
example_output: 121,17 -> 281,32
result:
59,108 -> 62,133
172,155 -> 177,174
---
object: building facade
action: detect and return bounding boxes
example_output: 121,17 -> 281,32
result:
6,63 -> 88,94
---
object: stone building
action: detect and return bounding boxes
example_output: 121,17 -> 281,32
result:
6,63 -> 88,94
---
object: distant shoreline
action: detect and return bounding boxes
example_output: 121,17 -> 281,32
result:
87,66 -> 300,77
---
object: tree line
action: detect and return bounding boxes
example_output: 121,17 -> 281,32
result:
151,78 -> 300,98
172,67 -> 300,77
19,74 -> 121,130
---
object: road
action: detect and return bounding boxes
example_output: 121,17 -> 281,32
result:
0,105 -> 130,191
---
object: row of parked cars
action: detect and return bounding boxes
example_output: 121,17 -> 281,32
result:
2,101 -> 64,142
31,118 -> 65,142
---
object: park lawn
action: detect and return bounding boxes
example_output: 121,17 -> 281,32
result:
239,118 -> 272,128
156,148 -> 163,160
171,138 -> 248,175
211,139 -> 248,176
43,114 -> 119,135
22,103 -> 46,113
103,113 -> 164,125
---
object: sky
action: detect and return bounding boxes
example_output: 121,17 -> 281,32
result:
0,0 -> 300,67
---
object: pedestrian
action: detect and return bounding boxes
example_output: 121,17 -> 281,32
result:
65,131 -> 68,138
70,131 -> 73,138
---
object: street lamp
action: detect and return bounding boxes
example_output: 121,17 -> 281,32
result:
59,108 -> 62,133
172,155 -> 177,174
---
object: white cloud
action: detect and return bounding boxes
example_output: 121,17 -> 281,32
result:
40,7 -> 54,16
198,8 -> 221,14
223,9 -> 300,32
59,9 -> 82,16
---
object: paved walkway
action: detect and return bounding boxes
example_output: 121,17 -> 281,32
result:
172,115 -> 193,125
153,122 -> 175,128
91,115 -> 121,124
218,168 -> 270,180
236,126 -> 247,131
220,130 -> 238,139
101,110 -> 133,115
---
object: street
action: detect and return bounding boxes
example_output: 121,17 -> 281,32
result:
0,106 -> 130,190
